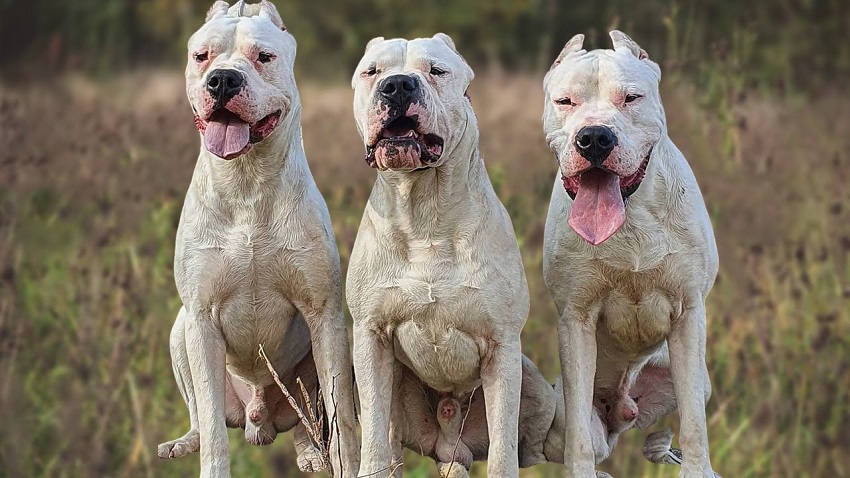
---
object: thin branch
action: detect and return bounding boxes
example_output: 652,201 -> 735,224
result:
298,375 -> 331,469
297,377 -> 318,426
258,344 -> 328,469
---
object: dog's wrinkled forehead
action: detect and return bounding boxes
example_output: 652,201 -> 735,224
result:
352,35 -> 474,92
188,1 -> 295,67
545,32 -> 661,101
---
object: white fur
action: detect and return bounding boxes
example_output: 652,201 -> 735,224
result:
157,3 -> 359,477
348,34 -> 529,477
542,31 -> 720,477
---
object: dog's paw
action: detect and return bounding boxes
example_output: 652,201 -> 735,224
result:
437,461 -> 470,478
296,443 -> 326,473
643,427 -> 682,465
596,472 -> 614,478
157,429 -> 200,459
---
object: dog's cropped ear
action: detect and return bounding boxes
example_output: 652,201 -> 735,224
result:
433,32 -> 472,80
609,30 -> 660,79
205,1 -> 229,22
609,30 -> 648,60
550,34 -> 585,71
364,36 -> 385,53
432,33 -> 458,54
227,0 -> 247,16
259,0 -> 286,30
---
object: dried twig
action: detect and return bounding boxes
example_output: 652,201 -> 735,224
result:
442,387 -> 477,478
258,344 -> 329,470
297,377 -> 318,425
297,376 -> 330,467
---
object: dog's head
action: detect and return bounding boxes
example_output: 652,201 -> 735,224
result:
543,31 -> 665,245
186,0 -> 296,160
351,34 -> 475,172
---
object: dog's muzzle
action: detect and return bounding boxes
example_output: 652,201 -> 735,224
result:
562,135 -> 653,246
364,75 -> 444,171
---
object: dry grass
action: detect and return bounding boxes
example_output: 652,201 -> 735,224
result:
0,70 -> 847,478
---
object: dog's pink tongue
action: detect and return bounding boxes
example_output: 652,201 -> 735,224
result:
568,168 -> 626,245
203,111 -> 250,159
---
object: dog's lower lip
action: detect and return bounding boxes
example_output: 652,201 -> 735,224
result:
249,110 -> 282,143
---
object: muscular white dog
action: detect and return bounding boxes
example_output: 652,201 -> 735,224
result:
347,34 -> 529,477
541,31 -> 720,477
156,2 -> 358,476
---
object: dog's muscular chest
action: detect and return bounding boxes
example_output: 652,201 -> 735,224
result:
587,262 -> 684,356
177,218 -> 306,367
365,247 -> 494,393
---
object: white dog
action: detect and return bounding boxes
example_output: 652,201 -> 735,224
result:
156,2 -> 359,476
346,34 -> 529,477
541,31 -> 720,477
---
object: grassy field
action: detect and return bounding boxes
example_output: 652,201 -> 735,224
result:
0,70 -> 848,478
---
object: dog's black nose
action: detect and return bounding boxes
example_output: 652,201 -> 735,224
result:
575,125 -> 618,166
206,69 -> 245,106
379,74 -> 418,107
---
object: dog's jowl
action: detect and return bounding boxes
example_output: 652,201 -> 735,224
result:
542,31 -> 721,477
156,2 -> 359,477
347,34 -> 529,478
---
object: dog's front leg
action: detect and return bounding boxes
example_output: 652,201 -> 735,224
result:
558,310 -> 598,477
158,307 -> 201,459
668,298 -> 715,477
184,308 -> 230,478
353,323 -> 396,476
481,339 -> 522,477
304,309 -> 360,477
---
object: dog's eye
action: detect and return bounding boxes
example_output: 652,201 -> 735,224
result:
625,94 -> 643,104
194,52 -> 208,63
364,65 -> 378,77
554,97 -> 574,106
430,66 -> 447,76
258,52 -> 274,64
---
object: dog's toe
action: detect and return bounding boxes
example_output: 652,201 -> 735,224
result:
437,462 -> 470,478
157,429 -> 200,459
296,444 -> 326,473
643,427 -> 683,465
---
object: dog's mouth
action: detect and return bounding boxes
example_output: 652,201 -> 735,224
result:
562,151 -> 651,246
194,109 -> 282,160
562,153 -> 650,200
365,115 -> 444,171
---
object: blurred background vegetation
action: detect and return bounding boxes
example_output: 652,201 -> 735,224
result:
1,0 -> 848,477
2,0 -> 849,88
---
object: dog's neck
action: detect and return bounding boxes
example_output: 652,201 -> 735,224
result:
370,130 -> 495,239
627,137 -> 680,206
193,108 -> 312,210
